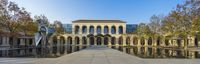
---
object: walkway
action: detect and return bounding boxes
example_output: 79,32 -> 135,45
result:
0,46 -> 199,64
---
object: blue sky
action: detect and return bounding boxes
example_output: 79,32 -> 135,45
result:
10,0 -> 184,24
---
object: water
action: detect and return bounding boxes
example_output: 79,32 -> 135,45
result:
110,46 -> 200,59
0,45 -> 88,58
1,45 -> 200,59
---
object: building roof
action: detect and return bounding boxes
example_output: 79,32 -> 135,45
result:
72,20 -> 126,23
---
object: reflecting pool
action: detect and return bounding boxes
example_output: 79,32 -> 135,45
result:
110,46 -> 200,59
0,45 -> 88,58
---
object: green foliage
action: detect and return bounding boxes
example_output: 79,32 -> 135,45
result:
136,0 -> 200,39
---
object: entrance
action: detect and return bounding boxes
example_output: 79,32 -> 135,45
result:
97,37 -> 101,45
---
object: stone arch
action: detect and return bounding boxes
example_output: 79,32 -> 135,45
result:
67,36 -> 72,45
118,36 -> 123,45
90,37 -> 95,45
111,37 -> 116,45
148,37 -> 153,46
82,36 -> 87,45
60,36 -> 65,54
97,26 -> 101,34
119,26 -> 123,34
111,26 -> 116,34
89,26 -> 94,34
97,37 -> 102,45
52,36 -> 57,54
126,37 -> 130,45
104,26 -> 109,34
75,36 -> 80,45
75,25 -> 80,34
104,37 -> 109,45
82,25 -> 87,34
133,37 -> 138,45
141,37 -> 145,46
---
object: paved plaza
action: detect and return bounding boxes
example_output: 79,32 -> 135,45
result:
0,46 -> 199,64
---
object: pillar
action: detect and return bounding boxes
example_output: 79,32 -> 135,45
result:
101,26 -> 104,35
123,37 -> 126,46
57,38 -> 60,56
108,26 -> 111,34
94,26 -> 97,35
123,25 -> 126,34
169,39 -> 172,46
101,37 -> 104,45
87,26 -> 90,34
162,38 -> 166,47
64,38 -> 68,54
72,25 -> 75,34
116,26 -> 119,34
144,39 -> 148,46
138,38 -> 141,46
80,25 -> 82,34
108,37 -> 111,46
72,38 -> 75,45
87,38 -> 90,46
80,37 -> 82,45
130,37 -> 134,46
116,37 -> 119,46
94,38 -> 97,45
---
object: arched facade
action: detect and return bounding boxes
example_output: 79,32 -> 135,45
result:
49,20 -> 198,48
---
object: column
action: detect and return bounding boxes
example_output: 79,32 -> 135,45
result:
57,38 -> 60,56
94,38 -> 97,45
64,38 -> 67,54
80,25 -> 82,34
94,26 -> 97,35
87,38 -> 90,46
72,25 -> 75,34
80,37 -> 82,45
123,25 -> 126,34
101,37 -> 104,45
130,37 -> 134,46
144,39 -> 148,46
33,38 -> 37,56
123,37 -> 126,46
108,26 -> 111,34
169,39 -> 172,46
108,37 -> 111,46
162,38 -> 166,47
116,26 -> 119,34
138,38 -> 141,46
188,37 -> 194,47
101,26 -> 104,35
87,26 -> 90,34
72,38 -> 75,45
116,37 -> 119,46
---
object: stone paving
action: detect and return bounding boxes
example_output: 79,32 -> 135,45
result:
0,46 -> 200,64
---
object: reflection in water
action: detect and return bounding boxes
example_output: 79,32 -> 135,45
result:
110,46 -> 200,59
0,45 -> 87,58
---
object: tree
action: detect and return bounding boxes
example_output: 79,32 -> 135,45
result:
148,15 -> 163,36
136,23 -> 151,38
54,20 -> 65,34
0,1 -> 21,33
34,15 -> 49,27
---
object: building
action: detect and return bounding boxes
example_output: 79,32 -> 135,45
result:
0,20 -> 200,58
